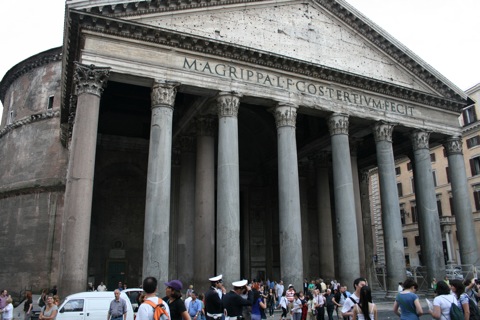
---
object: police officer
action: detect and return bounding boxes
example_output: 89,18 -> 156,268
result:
205,275 -> 224,320
223,280 -> 254,320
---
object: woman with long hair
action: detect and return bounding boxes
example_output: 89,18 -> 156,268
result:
291,293 -> 303,320
24,291 -> 33,320
430,280 -> 458,320
278,291 -> 288,320
164,280 -> 190,320
393,279 -> 423,319
352,286 -> 377,320
450,279 -> 470,320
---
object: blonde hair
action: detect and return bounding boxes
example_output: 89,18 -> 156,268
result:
6,297 -> 12,304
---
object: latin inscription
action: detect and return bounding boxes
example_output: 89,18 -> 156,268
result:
183,58 -> 414,117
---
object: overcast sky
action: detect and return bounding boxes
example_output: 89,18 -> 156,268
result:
1,0 -> 479,116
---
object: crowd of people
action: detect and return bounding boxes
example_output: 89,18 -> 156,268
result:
3,274 -> 480,320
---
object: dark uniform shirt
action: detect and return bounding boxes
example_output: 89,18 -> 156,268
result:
223,290 -> 253,317
205,287 -> 223,316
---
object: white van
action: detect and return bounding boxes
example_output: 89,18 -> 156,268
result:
57,290 -> 142,320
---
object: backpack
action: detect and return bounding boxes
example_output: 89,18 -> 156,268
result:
468,298 -> 480,320
448,302 -> 464,320
144,298 -> 170,320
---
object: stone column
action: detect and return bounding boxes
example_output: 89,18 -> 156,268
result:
444,137 -> 480,265
314,152 -> 335,279
216,92 -> 242,286
299,164 -> 310,278
274,103 -> 303,289
410,130 -> 445,284
350,140 -> 366,276
194,116 -> 216,290
373,122 -> 406,296
143,81 -> 179,285
328,113 -> 360,287
444,227 -> 453,263
359,170 -> 377,287
59,63 -> 110,296
177,135 -> 196,286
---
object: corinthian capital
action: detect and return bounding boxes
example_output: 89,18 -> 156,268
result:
151,81 -> 180,109
74,63 -> 110,97
373,121 -> 396,143
273,103 -> 298,128
217,92 -> 242,117
443,136 -> 463,156
410,130 -> 430,151
328,113 -> 349,136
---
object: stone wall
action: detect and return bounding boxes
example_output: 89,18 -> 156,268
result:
0,57 -> 66,293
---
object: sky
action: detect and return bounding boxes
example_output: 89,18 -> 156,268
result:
1,0 -> 479,117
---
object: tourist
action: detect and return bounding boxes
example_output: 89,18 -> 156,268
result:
429,280 -> 458,319
393,279 -> 422,319
352,286 -> 376,320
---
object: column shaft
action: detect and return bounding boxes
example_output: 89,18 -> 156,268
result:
411,130 -> 445,284
360,170 -> 377,286
177,136 -> 196,286
328,113 -> 360,287
194,117 -> 216,290
216,93 -> 241,285
59,63 -> 109,296
373,122 -> 405,296
275,103 -> 303,289
143,81 -> 179,284
315,153 -> 335,279
444,137 -> 480,265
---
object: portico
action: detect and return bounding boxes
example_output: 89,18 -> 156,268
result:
55,0 -> 477,297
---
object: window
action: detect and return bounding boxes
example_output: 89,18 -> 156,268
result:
463,106 -> 477,125
61,299 -> 84,312
467,135 -> 480,148
411,203 -> 418,223
446,167 -> 450,183
449,195 -> 455,216
397,182 -> 403,197
432,171 -> 437,187
430,153 -> 436,162
403,237 -> 408,247
410,177 -> 415,194
470,157 -> 480,176
395,167 -> 401,175
443,148 -> 448,158
405,255 -> 410,267
415,235 -> 421,246
400,205 -> 406,225
47,96 -> 54,110
473,185 -> 480,211
7,110 -> 13,125
407,162 -> 412,171
437,197 -> 443,216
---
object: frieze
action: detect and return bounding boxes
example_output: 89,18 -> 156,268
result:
411,130 -> 430,151
328,113 -> 349,136
443,137 -> 463,156
372,121 -> 396,143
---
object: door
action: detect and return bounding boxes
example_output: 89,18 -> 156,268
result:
107,261 -> 127,290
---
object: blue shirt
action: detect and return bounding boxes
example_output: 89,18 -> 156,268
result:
188,299 -> 202,317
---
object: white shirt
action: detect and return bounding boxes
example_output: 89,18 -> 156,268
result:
137,297 -> 171,320
97,284 -> 107,291
276,284 -> 284,298
315,294 -> 325,307
185,297 -> 192,311
433,294 -> 458,320
341,292 -> 359,320
2,303 -> 13,320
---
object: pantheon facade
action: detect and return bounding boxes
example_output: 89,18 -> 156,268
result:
0,0 -> 478,297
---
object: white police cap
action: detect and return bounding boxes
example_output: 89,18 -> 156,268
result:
209,274 -> 223,282
232,280 -> 248,287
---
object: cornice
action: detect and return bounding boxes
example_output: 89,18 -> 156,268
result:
0,111 -> 60,139
0,47 -> 62,103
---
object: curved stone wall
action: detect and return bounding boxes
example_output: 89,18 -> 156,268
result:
0,49 -> 67,293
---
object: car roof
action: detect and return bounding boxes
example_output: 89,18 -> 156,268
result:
65,289 -> 143,300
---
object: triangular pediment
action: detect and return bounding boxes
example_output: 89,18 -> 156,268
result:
126,0 -> 431,94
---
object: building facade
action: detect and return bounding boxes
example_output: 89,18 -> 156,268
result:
0,0 -> 478,297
